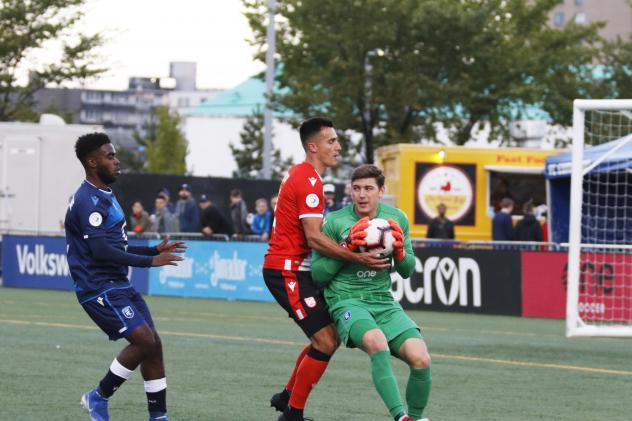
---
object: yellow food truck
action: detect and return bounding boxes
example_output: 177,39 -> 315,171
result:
376,144 -> 560,241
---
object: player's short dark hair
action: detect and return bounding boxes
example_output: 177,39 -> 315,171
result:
75,132 -> 111,166
351,164 -> 385,188
299,117 -> 334,145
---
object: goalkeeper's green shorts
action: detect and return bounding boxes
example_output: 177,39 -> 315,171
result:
328,298 -> 421,349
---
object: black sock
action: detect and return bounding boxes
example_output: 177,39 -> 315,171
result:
147,388 -> 167,417
287,405 -> 304,420
98,370 -> 126,398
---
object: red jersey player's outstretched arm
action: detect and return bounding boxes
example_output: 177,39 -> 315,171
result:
301,217 -> 390,270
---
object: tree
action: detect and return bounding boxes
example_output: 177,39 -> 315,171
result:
145,106 -> 188,175
0,0 -> 105,121
244,0 -> 606,161
230,107 -> 293,179
116,146 -> 145,173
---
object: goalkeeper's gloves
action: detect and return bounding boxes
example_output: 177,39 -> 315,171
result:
388,218 -> 406,262
343,216 -> 369,252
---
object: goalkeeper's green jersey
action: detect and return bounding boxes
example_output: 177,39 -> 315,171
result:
311,203 -> 415,303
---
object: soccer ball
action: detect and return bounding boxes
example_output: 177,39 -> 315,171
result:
359,218 -> 395,257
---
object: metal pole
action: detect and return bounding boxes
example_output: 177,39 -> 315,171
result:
262,0 -> 276,179
363,52 -> 373,163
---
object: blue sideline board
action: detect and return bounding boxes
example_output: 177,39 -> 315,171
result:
1,235 -> 273,301
147,240 -> 273,302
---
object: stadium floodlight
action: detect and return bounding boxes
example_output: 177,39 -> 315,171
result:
567,99 -> 632,337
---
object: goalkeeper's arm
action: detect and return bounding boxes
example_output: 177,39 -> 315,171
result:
312,249 -> 345,286
391,215 -> 415,279
311,217 -> 346,286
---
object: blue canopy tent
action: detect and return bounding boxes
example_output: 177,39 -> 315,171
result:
545,134 -> 632,244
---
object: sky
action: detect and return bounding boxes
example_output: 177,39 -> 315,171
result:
76,0 -> 265,90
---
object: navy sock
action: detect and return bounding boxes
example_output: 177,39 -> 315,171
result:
98,370 -> 126,398
147,388 -> 167,417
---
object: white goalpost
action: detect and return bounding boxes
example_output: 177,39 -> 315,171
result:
567,99 -> 632,337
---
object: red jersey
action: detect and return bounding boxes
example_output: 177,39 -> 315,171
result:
264,162 -> 324,271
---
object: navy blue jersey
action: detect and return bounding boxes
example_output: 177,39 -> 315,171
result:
65,181 -> 130,299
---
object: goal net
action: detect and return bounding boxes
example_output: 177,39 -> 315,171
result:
567,100 -> 632,337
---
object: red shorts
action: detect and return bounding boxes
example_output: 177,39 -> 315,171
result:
263,268 -> 333,338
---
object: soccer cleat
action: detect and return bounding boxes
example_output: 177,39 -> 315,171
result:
148,416 -> 169,421
80,388 -> 109,421
270,389 -> 290,412
396,416 -> 416,421
276,406 -> 314,421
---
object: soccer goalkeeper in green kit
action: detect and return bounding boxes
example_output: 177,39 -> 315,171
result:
311,164 -> 432,421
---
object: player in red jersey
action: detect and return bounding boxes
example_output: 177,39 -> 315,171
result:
263,117 -> 390,421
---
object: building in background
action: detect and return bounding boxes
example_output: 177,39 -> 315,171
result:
550,0 -> 632,40
33,62 -> 222,149
184,77 -> 302,177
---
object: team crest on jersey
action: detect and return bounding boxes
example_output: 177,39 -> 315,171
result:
304,297 -> 317,308
343,311 -> 352,320
89,212 -> 103,227
308,177 -> 317,186
305,193 -> 319,208
121,306 -> 135,319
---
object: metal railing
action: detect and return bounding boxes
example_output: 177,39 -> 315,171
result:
411,239 -> 568,252
1,228 -> 567,251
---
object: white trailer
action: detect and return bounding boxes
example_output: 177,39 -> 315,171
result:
0,115 -> 102,233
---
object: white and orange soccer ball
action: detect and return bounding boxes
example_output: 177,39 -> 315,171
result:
359,218 -> 396,257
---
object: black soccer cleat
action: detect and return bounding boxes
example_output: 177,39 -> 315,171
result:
276,405 -> 313,421
270,389 -> 290,412
276,413 -> 314,421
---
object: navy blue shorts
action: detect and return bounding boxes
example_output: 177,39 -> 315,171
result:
80,287 -> 154,341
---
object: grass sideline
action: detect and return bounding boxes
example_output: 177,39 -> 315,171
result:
1,287 -> 631,421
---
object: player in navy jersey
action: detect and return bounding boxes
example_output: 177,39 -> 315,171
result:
65,132 -> 185,421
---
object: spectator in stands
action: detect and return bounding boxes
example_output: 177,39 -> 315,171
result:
199,195 -> 234,237
150,193 -> 179,233
492,197 -> 515,241
323,183 -> 341,216
426,203 -> 455,240
341,182 -> 353,206
251,198 -> 272,241
269,194 -> 278,237
490,178 -> 513,214
158,187 -> 175,213
230,189 -> 250,236
175,183 -> 200,233
129,200 -> 151,233
515,200 -> 543,242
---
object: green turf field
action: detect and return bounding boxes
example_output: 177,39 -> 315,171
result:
0,287 -> 630,421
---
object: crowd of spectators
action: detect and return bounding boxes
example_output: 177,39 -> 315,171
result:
129,183 -> 547,244
425,199 -> 548,242
127,184 -> 288,242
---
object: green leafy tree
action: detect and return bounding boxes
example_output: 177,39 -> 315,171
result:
230,107 -> 293,179
244,0 -> 606,161
116,146 -> 145,173
0,0 -> 105,121
145,106 -> 188,175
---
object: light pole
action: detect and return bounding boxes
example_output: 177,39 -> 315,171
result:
262,0 -> 276,179
363,48 -> 384,164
